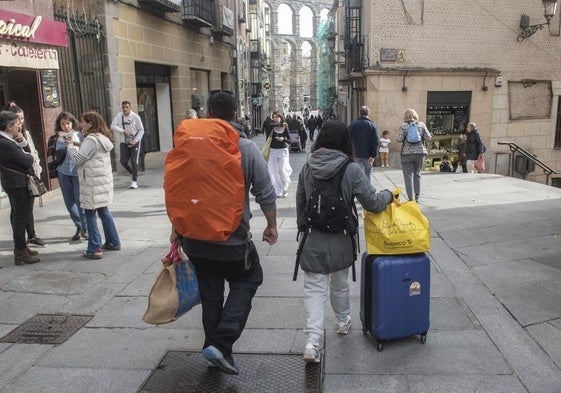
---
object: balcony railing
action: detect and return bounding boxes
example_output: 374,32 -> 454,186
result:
138,0 -> 180,13
213,5 -> 234,36
182,0 -> 213,28
344,35 -> 367,73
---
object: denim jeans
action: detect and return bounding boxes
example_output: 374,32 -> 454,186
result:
84,207 -> 120,253
57,172 -> 86,229
354,158 -> 372,180
303,268 -> 350,347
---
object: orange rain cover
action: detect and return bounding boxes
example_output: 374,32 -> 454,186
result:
164,119 -> 245,242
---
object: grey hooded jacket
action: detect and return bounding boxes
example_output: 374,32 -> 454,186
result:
296,148 -> 393,274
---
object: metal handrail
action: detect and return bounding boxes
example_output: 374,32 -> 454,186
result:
497,141 -> 561,185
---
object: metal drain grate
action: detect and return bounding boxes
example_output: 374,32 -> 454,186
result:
139,351 -> 322,393
0,314 -> 92,345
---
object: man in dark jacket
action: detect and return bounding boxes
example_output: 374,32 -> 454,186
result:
465,122 -> 484,173
348,106 -> 379,180
307,115 -> 317,141
169,91 -> 277,376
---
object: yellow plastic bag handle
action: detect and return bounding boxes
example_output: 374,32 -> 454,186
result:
392,188 -> 402,206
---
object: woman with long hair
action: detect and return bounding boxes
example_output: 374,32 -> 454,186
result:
5,102 -> 46,247
296,120 -> 394,363
0,111 -> 41,265
67,111 -> 121,259
48,111 -> 88,241
267,111 -> 292,197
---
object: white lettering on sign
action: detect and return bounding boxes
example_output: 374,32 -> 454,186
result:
0,16 -> 42,39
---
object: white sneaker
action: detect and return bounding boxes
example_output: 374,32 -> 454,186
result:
337,315 -> 352,335
303,344 -> 321,363
130,181 -> 138,189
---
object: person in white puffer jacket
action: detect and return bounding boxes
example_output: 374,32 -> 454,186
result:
67,111 -> 121,260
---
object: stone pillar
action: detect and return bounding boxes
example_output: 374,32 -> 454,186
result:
293,12 -> 300,37
291,45 -> 303,112
309,46 -> 318,110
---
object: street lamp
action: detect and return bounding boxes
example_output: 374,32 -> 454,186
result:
517,0 -> 559,41
326,34 -> 347,57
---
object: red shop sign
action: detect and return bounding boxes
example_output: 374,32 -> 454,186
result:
0,9 -> 67,47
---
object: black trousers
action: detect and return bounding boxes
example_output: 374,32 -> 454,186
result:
7,187 -> 33,249
25,194 -> 36,238
120,142 -> 140,181
189,243 -> 262,357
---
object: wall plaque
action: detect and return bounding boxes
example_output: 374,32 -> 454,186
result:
380,48 -> 396,62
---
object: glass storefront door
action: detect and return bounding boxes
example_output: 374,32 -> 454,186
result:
137,86 -> 159,152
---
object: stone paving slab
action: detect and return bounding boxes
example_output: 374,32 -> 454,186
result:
37,327 -> 200,370
0,344 -> 52,388
0,293 -> 71,325
324,330 -> 511,375
322,374 -> 527,393
0,367 -> 150,393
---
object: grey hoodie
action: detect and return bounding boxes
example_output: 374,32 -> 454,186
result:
296,148 -> 393,274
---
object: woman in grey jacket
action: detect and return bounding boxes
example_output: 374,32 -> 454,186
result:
396,108 -> 432,202
296,120 -> 394,363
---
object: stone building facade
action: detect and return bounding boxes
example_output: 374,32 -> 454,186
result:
333,0 -> 561,184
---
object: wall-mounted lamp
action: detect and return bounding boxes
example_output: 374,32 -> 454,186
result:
402,72 -> 408,92
517,0 -> 558,41
482,72 -> 488,91
326,34 -> 348,57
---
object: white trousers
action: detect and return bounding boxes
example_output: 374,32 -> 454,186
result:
268,147 -> 292,196
303,268 -> 350,347
466,159 -> 477,173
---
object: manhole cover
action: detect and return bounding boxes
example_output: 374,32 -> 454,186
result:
0,314 -> 92,345
139,351 -> 322,393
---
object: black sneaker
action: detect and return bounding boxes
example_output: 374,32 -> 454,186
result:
28,237 -> 47,247
72,228 -> 81,241
102,244 -> 121,251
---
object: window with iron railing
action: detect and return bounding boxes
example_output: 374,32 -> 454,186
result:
182,0 -> 214,26
343,0 -> 363,72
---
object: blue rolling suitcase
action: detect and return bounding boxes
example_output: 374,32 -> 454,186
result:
359,252 -> 430,351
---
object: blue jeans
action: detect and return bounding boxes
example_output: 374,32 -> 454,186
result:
84,207 -> 120,253
57,172 -> 86,229
355,158 -> 372,180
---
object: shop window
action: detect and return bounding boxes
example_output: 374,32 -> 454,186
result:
425,91 -> 471,171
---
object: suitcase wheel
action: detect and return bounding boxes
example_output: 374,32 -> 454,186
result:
420,332 -> 427,344
377,340 -> 383,352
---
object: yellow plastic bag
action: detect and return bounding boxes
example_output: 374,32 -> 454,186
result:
364,192 -> 431,255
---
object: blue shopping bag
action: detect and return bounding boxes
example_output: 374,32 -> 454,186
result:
143,242 -> 200,324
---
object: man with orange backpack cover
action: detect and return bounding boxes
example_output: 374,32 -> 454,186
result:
166,91 -> 278,375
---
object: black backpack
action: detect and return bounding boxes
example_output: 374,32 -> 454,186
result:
304,161 -> 357,234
